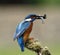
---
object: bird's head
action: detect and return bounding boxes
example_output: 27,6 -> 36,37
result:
25,14 -> 46,23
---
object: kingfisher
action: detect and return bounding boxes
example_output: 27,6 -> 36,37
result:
13,14 -> 46,52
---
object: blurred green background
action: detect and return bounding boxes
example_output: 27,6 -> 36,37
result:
0,0 -> 60,55
19,0 -> 60,5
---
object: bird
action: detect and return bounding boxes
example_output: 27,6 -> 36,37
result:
13,14 -> 46,52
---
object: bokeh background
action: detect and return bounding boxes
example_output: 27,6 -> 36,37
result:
0,0 -> 60,55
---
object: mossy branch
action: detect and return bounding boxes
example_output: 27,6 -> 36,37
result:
25,38 -> 51,55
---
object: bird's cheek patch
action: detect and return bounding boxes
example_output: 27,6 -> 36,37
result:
25,18 -> 32,21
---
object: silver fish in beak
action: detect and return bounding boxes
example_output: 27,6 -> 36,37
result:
36,14 -> 46,24
40,17 -> 45,24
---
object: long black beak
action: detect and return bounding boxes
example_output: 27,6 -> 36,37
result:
36,14 -> 46,23
36,14 -> 46,19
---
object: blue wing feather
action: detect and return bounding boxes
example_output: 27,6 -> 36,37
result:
17,36 -> 24,51
13,20 -> 31,40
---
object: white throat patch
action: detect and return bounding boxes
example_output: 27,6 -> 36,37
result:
25,18 -> 32,21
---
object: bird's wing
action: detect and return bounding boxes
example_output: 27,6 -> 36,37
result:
13,21 -> 31,40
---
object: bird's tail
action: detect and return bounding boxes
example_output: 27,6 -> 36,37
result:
17,37 -> 24,52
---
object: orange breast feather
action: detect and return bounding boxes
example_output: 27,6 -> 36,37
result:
23,22 -> 33,42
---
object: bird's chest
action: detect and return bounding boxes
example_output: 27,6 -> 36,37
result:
24,22 -> 33,34
23,22 -> 33,42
